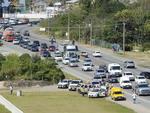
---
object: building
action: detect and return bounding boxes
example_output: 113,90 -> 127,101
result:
32,0 -> 50,13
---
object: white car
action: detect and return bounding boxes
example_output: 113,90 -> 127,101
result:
62,57 -> 70,65
123,72 -> 135,81
68,80 -> 82,91
23,37 -> 30,42
92,51 -> 102,57
135,76 -> 147,84
13,39 -> 20,45
54,51 -> 63,61
88,88 -> 100,98
120,76 -> 132,89
57,79 -> 71,89
82,62 -> 92,71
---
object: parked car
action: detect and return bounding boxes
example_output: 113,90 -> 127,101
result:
92,51 -> 102,57
62,57 -> 70,65
107,77 -> 119,83
123,71 -> 135,81
135,76 -> 147,84
94,69 -> 106,78
91,80 -> 101,87
68,80 -> 82,91
135,83 -> 150,96
88,88 -> 100,98
22,41 -> 29,49
23,30 -> 30,36
140,71 -> 150,79
13,38 -> 20,45
84,58 -> 93,66
54,51 -> 63,61
123,60 -> 135,68
33,40 -> 40,46
119,76 -> 132,89
69,59 -> 78,67
22,37 -> 30,42
82,62 -> 93,71
80,51 -> 88,57
31,44 -> 39,52
49,45 -> 56,51
99,64 -> 107,72
40,43 -> 48,52
41,50 -> 51,57
57,79 -> 71,89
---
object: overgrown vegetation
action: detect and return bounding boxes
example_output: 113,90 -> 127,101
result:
40,0 -> 150,51
0,53 -> 65,83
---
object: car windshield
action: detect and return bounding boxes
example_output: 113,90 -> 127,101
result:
65,58 -> 69,60
92,82 -> 99,84
138,84 -> 149,88
114,91 -> 122,94
84,63 -> 90,66
128,61 -> 134,63
70,60 -> 76,63
55,53 -> 61,57
125,73 -> 132,75
97,70 -> 105,72
84,59 -> 91,62
112,66 -> 120,70
71,81 -> 79,84
123,81 -> 130,83
94,76 -> 101,79
92,89 -> 99,92
138,76 -> 145,79
96,52 -> 100,53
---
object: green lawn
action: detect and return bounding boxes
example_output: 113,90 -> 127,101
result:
0,104 -> 11,113
2,91 -> 135,113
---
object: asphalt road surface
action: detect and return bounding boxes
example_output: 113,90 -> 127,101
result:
2,24 -> 149,113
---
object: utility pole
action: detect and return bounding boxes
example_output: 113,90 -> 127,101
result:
67,11 -> 70,41
123,22 -> 126,55
89,22 -> 92,46
78,24 -> 80,44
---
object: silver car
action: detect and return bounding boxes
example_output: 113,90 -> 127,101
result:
135,83 -> 150,96
124,61 -> 135,68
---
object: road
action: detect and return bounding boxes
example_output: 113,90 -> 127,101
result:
2,24 -> 150,113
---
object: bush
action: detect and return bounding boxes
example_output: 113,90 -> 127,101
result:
142,42 -> 150,51
125,45 -> 133,51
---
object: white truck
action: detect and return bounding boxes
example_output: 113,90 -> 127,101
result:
108,63 -> 122,77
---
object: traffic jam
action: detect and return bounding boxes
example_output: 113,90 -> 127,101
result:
0,19 -> 150,101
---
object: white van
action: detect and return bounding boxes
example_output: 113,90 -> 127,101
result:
120,76 -> 132,89
108,63 -> 122,77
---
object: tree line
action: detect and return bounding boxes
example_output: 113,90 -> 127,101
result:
40,0 -> 150,51
0,53 -> 65,83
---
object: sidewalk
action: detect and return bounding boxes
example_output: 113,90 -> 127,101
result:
0,95 -> 23,113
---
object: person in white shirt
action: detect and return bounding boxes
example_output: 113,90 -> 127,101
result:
132,93 -> 137,104
9,85 -> 13,95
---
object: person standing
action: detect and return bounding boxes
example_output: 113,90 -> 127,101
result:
9,85 -> 13,95
132,93 -> 137,104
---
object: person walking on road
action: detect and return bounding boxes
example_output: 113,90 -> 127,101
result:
132,93 -> 137,104
9,85 -> 13,95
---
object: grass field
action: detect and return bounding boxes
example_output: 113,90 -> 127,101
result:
0,104 -> 11,113
2,91 -> 135,113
